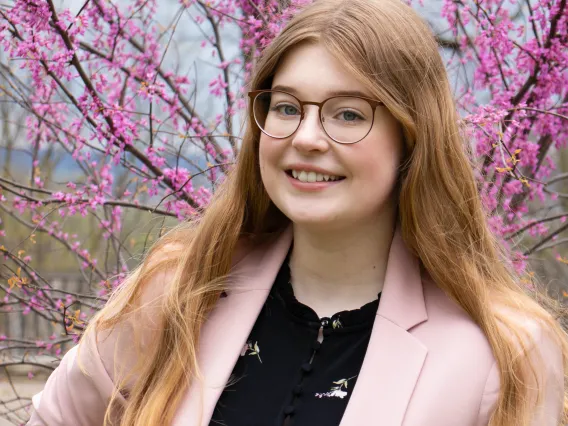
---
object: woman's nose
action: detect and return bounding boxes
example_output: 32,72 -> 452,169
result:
291,106 -> 331,153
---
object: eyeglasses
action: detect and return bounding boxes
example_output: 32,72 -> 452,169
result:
248,90 -> 385,144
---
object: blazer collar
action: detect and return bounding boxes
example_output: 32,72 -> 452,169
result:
174,223 -> 428,426
377,224 -> 428,331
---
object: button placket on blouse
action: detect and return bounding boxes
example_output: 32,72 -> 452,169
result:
282,316 -> 334,425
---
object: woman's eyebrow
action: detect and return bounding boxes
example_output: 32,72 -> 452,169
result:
271,84 -> 372,99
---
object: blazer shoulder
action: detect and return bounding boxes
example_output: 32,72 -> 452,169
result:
418,276 -> 496,368
97,234 -> 257,382
477,309 -> 564,425
28,235 -> 254,425
28,244 -> 180,425
418,277 -> 564,425
420,276 -> 489,337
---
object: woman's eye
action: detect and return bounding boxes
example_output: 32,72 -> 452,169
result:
272,104 -> 299,116
339,110 -> 363,121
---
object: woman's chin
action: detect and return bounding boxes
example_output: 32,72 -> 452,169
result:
287,212 -> 342,228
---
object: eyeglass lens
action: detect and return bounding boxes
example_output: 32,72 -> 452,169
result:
253,91 -> 374,144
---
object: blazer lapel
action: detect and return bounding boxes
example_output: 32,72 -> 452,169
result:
174,224 -> 428,426
173,227 -> 293,426
339,227 -> 429,426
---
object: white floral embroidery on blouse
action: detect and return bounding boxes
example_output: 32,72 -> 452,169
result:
315,375 -> 357,399
240,340 -> 262,363
332,318 -> 343,329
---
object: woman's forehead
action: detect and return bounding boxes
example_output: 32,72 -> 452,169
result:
271,43 -> 373,100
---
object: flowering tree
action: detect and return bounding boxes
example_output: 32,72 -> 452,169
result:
0,0 -> 566,423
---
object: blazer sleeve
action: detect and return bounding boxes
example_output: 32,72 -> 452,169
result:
26,240 -> 250,425
27,267 -> 174,425
477,320 -> 564,426
27,324 -> 128,425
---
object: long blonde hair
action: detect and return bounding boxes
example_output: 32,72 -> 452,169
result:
80,0 -> 568,424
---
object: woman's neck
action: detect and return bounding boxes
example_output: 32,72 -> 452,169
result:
289,214 -> 396,319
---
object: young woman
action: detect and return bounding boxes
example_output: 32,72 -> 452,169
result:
28,0 -> 568,425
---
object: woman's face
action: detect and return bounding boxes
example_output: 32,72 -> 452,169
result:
258,42 -> 403,230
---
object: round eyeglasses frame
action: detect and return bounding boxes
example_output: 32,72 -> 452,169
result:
248,89 -> 385,144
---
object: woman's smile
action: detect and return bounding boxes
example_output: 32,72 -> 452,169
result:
285,169 -> 346,192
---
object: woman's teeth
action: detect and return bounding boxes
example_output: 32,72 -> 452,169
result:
290,170 -> 344,183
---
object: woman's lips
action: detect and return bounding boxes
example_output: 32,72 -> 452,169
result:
284,171 -> 345,191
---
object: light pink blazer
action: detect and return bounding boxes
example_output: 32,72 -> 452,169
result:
28,226 -> 564,425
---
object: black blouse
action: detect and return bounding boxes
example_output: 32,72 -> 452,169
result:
210,248 -> 382,426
